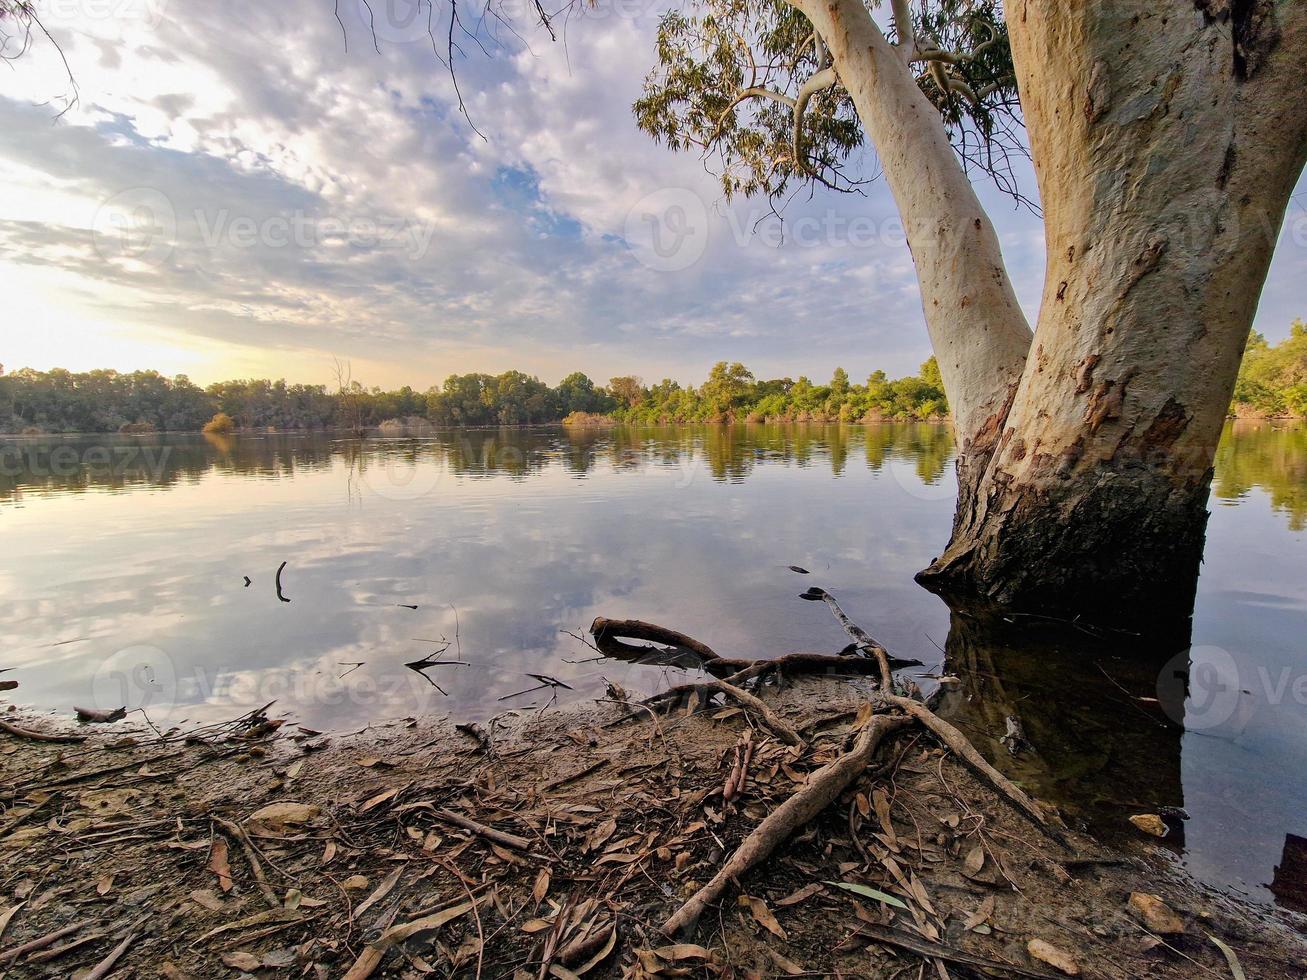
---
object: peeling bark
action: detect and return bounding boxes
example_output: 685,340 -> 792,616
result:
916,1 -> 1307,625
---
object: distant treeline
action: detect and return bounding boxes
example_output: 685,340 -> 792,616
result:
1232,321 -> 1307,418
0,361 -> 950,433
2,322 -> 1302,434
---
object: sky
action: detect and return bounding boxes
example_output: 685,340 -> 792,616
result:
1,0 -> 1305,390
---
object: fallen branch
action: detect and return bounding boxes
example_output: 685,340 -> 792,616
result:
590,617 -> 722,664
661,711 -> 911,936
398,804 -> 534,852
213,817 -> 282,910
877,694 -> 1063,843
0,719 -> 87,743
275,560 -> 291,603
82,923 -> 142,980
849,922 -> 1065,980
644,679 -> 805,747
801,587 -> 893,688
0,923 -> 83,964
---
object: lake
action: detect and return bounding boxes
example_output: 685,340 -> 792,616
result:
3,421 -> 1306,911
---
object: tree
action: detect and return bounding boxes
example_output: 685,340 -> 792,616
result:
608,376 -> 645,409
638,0 -> 1307,624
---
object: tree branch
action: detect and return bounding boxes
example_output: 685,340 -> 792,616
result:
889,0 -> 915,55
792,65 -> 839,174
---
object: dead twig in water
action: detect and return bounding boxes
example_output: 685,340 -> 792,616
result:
801,586 -> 894,689
275,560 -> 291,603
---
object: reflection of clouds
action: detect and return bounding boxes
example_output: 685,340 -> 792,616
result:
1,426 -> 961,728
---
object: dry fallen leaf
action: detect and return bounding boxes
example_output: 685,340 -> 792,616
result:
360,787 -> 401,813
1027,938 -> 1080,976
775,883 -> 824,907
190,889 -> 224,911
209,836 -> 233,893
354,866 -> 403,919
963,895 -> 995,932
963,844 -> 986,877
738,895 -> 786,940
95,873 -> 115,896
532,868 -> 551,903
0,903 -> 24,942
221,951 -> 262,970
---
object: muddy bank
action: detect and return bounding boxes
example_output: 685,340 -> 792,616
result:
2,680 -> 1304,979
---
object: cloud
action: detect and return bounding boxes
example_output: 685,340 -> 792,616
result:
3,0 -> 1299,387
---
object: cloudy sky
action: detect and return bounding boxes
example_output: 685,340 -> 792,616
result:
2,0 -> 1305,390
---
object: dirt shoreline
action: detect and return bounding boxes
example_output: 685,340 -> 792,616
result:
2,681 -> 1304,979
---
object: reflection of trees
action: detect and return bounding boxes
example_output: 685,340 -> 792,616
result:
935,609 -> 1188,834
0,423 -> 963,500
14,423 -> 1300,525
1212,421 -> 1307,531
0,433 -> 338,500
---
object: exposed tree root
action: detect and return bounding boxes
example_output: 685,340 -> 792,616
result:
661,712 -> 912,937
877,693 -> 1065,845
644,679 -> 805,747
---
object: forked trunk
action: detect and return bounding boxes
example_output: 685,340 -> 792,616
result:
919,1 -> 1307,625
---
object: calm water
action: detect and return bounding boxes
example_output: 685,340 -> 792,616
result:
3,422 -> 1306,909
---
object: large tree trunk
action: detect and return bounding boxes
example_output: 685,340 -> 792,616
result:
794,0 -> 1032,439
918,1 -> 1307,624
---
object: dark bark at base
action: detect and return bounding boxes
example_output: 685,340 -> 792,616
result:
917,456 -> 1212,631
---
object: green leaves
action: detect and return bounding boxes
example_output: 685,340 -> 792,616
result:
634,0 -> 1024,205
826,881 -> 910,910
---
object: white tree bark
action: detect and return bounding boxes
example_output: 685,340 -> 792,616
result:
919,0 -> 1307,618
789,0 -> 1032,444
786,0 -> 1307,620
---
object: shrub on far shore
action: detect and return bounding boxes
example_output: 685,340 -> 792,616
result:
562,411 -> 617,427
202,412 -> 235,434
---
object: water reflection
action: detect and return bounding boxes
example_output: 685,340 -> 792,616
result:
935,610 -> 1188,844
1,420 -> 1305,910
